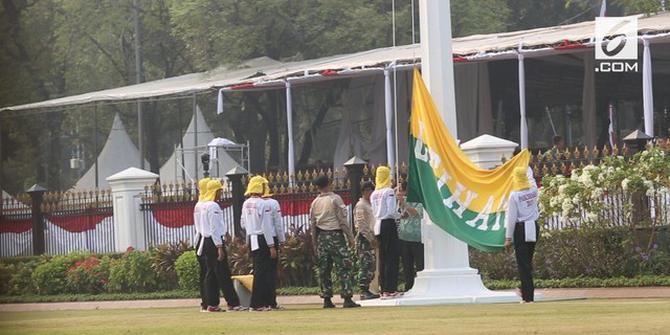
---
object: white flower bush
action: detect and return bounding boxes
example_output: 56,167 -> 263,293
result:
539,146 -> 670,225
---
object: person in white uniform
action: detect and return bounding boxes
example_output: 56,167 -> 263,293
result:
505,167 -> 540,303
193,177 -> 210,312
261,177 -> 284,310
370,166 -> 402,298
201,179 -> 242,311
242,176 -> 277,311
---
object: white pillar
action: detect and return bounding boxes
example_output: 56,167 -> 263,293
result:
285,81 -> 296,185
384,69 -> 396,171
107,167 -> 158,252
417,0 -> 472,274
518,50 -> 529,149
643,39 -> 654,137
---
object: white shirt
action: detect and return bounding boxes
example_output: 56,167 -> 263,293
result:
505,187 -> 540,241
263,197 -> 285,244
241,197 -> 275,250
193,202 -> 207,253
370,187 -> 400,235
201,201 -> 226,247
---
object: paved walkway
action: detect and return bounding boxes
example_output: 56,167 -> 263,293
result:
1,287 -> 669,313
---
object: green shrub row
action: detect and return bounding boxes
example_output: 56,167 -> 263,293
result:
470,226 -> 670,281
1,226 -> 668,296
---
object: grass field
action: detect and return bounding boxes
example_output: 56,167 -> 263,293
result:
1,299 -> 669,335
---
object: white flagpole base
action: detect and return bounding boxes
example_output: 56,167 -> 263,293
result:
358,268 -> 522,306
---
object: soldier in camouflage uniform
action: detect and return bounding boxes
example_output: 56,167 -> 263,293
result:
309,175 -> 361,308
354,181 -> 380,300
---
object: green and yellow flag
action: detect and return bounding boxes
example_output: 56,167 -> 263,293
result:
407,69 -> 530,252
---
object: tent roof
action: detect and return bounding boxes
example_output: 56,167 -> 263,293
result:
3,12 -> 670,112
72,113 -> 148,190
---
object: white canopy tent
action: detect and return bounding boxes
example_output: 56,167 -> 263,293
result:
72,114 -> 148,190
3,12 -> 670,181
3,13 -> 668,113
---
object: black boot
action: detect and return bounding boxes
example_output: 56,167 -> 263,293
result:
342,297 -> 361,308
323,297 -> 336,309
359,288 -> 380,300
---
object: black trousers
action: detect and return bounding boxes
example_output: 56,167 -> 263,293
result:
203,237 -> 241,307
513,222 -> 539,302
196,236 -> 214,308
378,219 -> 400,293
401,240 -> 424,291
269,237 -> 279,308
250,235 -> 277,308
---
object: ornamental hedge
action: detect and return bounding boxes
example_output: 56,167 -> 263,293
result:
1,225 -> 668,297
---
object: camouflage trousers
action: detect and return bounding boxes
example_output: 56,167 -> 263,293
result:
355,235 -> 376,289
316,230 -> 354,299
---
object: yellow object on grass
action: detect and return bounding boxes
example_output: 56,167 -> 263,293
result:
231,275 -> 254,292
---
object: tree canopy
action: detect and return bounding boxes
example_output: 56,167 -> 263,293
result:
0,0 -> 656,194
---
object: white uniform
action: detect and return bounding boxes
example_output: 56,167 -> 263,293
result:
241,197 -> 274,251
505,187 -> 540,242
370,187 -> 400,236
201,201 -> 226,247
263,197 -> 285,244
193,202 -> 207,255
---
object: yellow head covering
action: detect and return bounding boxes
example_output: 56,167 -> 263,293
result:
512,166 -> 531,191
261,177 -> 273,197
197,178 -> 211,202
245,176 -> 265,196
375,166 -> 392,189
203,179 -> 223,202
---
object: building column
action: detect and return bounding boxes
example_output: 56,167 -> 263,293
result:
643,39 -> 654,137
384,69 -> 396,171
285,81 -> 296,186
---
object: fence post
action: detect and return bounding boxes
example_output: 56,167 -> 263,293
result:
226,166 -> 248,238
623,130 -> 652,155
26,184 -> 47,255
344,156 -> 367,227
107,167 -> 158,252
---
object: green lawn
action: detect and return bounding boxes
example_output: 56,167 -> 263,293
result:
1,299 -> 669,335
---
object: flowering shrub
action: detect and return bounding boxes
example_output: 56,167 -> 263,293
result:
539,146 -> 670,225
538,145 -> 670,274
65,256 -> 110,294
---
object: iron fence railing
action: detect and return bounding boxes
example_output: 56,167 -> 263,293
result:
140,183 -> 235,247
42,190 -> 115,255
0,194 -> 33,257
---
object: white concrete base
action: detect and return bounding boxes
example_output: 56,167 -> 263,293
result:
359,268 -> 528,306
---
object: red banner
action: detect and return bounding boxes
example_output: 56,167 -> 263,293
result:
47,214 -> 111,233
0,217 -> 32,234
